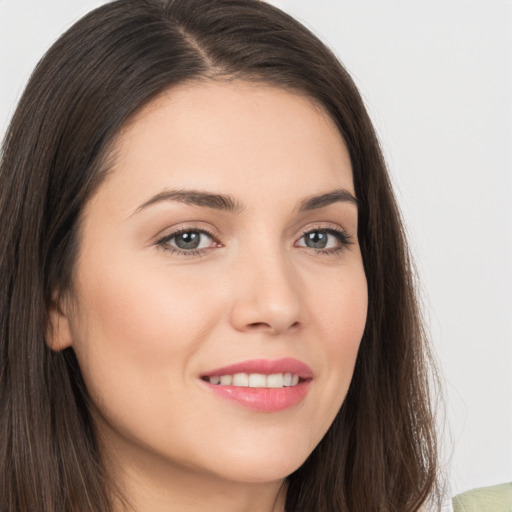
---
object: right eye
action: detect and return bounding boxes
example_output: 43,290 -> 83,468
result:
157,228 -> 221,256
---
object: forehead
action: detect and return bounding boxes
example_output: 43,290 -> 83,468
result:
95,80 -> 354,214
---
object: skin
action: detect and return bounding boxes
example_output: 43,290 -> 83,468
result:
49,80 -> 368,512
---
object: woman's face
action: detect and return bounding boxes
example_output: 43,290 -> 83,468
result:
52,81 -> 367,487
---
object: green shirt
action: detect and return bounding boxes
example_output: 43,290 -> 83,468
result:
453,483 -> 512,512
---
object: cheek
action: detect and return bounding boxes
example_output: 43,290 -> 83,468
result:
73,261 -> 216,361
334,282 -> 367,355
68,259 -> 227,443
308,265 -> 367,418
313,262 -> 367,351
68,258 -> 226,423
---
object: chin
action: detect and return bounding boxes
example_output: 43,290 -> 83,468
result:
201,443 -> 311,484
216,460 -> 304,485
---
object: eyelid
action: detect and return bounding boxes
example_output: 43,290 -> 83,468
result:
154,221 -> 353,258
155,224 -> 222,257
295,223 -> 354,253
298,222 -> 352,238
154,221 -> 220,242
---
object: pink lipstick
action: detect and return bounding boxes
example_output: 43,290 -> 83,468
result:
200,358 -> 313,412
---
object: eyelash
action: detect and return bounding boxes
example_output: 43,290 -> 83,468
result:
156,227 -> 220,258
156,225 -> 353,258
298,225 -> 353,256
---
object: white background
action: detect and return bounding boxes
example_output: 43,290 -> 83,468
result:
1,0 -> 511,498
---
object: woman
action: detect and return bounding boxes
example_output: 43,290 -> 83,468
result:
0,0 -> 442,510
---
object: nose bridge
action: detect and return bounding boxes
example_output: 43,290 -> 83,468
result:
229,236 -> 303,334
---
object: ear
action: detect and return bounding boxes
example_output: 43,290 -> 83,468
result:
46,292 -> 73,351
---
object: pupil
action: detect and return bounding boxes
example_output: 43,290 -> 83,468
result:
306,231 -> 327,249
175,232 -> 200,249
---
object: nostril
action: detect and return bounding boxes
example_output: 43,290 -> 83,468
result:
248,322 -> 271,329
247,320 -> 301,333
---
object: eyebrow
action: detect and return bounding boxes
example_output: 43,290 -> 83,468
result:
298,189 -> 359,211
132,187 -> 358,216
133,189 -> 244,215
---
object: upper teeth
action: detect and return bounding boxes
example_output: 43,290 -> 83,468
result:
207,373 -> 300,388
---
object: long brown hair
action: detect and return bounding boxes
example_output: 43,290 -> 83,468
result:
0,0 -> 441,510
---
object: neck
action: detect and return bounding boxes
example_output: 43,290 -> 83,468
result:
111,460 -> 287,512
99,430 -> 287,512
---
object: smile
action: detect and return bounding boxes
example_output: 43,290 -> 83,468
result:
200,358 -> 313,412
204,372 -> 301,388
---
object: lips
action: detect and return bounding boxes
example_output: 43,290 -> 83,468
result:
202,357 -> 313,379
200,358 -> 313,412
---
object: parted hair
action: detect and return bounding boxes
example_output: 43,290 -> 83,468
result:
0,0 -> 441,510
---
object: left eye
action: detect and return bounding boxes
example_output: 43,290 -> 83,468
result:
161,230 -> 214,251
296,229 -> 346,250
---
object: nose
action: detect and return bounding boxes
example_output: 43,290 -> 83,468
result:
228,247 -> 304,335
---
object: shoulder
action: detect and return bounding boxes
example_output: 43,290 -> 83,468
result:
452,482 -> 512,512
